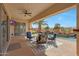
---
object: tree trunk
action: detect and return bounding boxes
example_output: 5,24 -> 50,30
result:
38,23 -> 41,32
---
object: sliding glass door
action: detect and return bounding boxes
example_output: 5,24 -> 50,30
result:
14,22 -> 26,36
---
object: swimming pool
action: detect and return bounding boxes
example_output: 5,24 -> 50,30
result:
57,37 -> 76,42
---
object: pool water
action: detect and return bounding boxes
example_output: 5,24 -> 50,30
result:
48,34 -> 76,42
57,37 -> 76,42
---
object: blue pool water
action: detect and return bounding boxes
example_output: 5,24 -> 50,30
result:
57,37 -> 76,42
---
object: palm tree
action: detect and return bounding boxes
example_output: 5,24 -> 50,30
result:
33,19 -> 46,32
44,25 -> 49,31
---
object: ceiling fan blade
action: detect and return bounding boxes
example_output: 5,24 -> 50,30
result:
17,9 -> 32,17
24,14 -> 31,17
26,13 -> 32,14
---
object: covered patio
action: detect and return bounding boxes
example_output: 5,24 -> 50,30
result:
0,3 -> 78,56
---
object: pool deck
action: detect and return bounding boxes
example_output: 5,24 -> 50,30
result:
6,36 -> 76,56
45,38 -> 76,56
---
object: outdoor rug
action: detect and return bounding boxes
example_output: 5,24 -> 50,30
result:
7,43 -> 21,51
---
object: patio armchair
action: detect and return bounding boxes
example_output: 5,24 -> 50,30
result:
36,32 -> 48,44
26,32 -> 33,40
48,32 -> 56,40
48,33 -> 58,48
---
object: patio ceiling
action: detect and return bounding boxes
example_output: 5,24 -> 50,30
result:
3,3 -> 54,21
29,3 -> 76,23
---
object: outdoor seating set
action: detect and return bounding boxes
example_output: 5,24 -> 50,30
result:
26,32 -> 58,48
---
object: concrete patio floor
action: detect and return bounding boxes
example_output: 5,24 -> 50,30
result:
45,38 -> 76,56
6,36 -> 76,56
6,36 -> 35,56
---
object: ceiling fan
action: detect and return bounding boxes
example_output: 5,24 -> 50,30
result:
18,9 -> 32,17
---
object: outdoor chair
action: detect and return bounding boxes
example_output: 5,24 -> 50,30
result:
48,32 -> 56,41
26,32 -> 37,43
26,32 -> 33,40
36,32 -> 48,48
48,33 -> 58,48
36,32 -> 47,44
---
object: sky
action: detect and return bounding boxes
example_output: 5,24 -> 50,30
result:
32,8 -> 76,28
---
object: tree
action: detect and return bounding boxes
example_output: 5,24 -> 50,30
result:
53,23 -> 61,33
33,19 -> 46,32
53,23 -> 61,29
44,25 -> 50,31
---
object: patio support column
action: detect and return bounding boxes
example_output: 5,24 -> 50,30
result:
28,22 -> 32,32
77,4 -> 79,56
